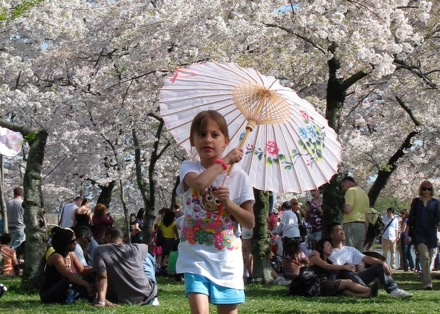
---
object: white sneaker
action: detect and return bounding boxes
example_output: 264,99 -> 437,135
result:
281,279 -> 292,286
390,289 -> 413,299
150,297 -> 160,306
274,276 -> 291,286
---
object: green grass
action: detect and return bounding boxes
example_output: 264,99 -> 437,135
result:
0,272 -> 437,313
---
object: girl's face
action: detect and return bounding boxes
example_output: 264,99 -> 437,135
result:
193,118 -> 229,161
323,241 -> 333,256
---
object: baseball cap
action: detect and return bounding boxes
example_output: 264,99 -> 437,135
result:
282,201 -> 292,209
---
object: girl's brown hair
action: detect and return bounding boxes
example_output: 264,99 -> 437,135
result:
189,110 -> 229,146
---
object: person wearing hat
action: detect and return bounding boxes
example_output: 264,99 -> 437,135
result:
272,201 -> 301,252
381,208 -> 399,269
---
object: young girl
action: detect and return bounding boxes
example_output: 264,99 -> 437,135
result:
176,110 -> 255,314
309,239 -> 378,298
281,238 -> 309,280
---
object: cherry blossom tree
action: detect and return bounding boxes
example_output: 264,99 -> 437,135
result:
1,0 -> 438,286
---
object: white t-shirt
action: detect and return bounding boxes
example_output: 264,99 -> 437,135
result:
175,215 -> 184,239
382,216 -> 399,241
176,160 -> 254,289
329,246 -> 365,266
60,202 -> 78,228
74,244 -> 88,266
274,210 -> 300,238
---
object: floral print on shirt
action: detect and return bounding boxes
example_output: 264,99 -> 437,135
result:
182,187 -> 240,251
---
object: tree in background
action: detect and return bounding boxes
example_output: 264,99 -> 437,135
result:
1,0 -> 438,288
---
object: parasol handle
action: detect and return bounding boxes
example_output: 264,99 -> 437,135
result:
222,121 -> 255,184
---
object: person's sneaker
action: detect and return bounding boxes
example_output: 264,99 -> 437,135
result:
150,297 -> 160,306
0,284 -> 7,299
390,288 -> 413,299
274,276 -> 291,286
281,279 -> 292,286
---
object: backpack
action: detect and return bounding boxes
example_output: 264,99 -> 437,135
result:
370,209 -> 385,238
288,267 -> 321,297
364,208 -> 385,250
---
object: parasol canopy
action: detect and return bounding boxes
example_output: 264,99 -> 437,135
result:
159,62 -> 341,193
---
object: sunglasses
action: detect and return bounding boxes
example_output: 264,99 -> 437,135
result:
422,187 -> 433,191
291,203 -> 298,205
70,238 -> 77,243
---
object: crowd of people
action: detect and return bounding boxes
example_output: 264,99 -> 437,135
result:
1,110 -> 439,313
264,178 -> 440,302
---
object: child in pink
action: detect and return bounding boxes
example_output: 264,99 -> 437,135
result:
1,234 -> 18,276
282,238 -> 309,279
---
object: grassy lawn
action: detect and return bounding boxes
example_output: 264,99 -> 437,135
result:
0,271 -> 437,313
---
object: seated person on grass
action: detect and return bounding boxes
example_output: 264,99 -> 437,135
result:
92,227 -> 158,307
1,233 -> 19,276
327,222 -> 412,299
40,228 -> 96,303
281,237 -> 309,280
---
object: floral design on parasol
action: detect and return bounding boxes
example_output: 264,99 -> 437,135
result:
159,62 -> 341,193
0,127 -> 23,157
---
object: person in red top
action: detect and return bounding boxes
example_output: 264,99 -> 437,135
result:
281,237 -> 309,280
92,204 -> 114,243
1,233 -> 18,276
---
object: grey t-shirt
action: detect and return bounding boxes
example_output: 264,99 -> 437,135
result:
6,198 -> 24,230
93,243 -> 154,304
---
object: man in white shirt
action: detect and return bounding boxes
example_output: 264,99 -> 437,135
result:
59,197 -> 82,228
273,201 -> 300,240
327,222 -> 412,299
273,201 -> 301,254
74,226 -> 98,267
381,208 -> 399,269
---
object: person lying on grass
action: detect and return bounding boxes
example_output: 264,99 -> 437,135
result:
309,238 -> 378,298
327,222 -> 412,299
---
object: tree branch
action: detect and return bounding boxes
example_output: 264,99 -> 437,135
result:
394,58 -> 437,89
263,23 -> 327,54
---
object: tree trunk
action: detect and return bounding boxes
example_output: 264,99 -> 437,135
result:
321,175 -> 345,237
0,120 -> 49,290
134,115 -> 171,248
368,130 -> 419,207
119,179 -> 131,242
21,129 -> 49,290
324,46 -> 368,229
326,44 -> 346,133
132,128 -> 154,246
251,189 -> 273,284
96,181 -> 116,207
170,175 -> 180,209
0,155 -> 8,232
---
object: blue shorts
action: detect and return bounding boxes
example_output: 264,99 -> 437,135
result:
184,273 -> 245,305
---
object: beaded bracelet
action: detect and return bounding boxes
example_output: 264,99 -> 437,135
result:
214,159 -> 228,171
